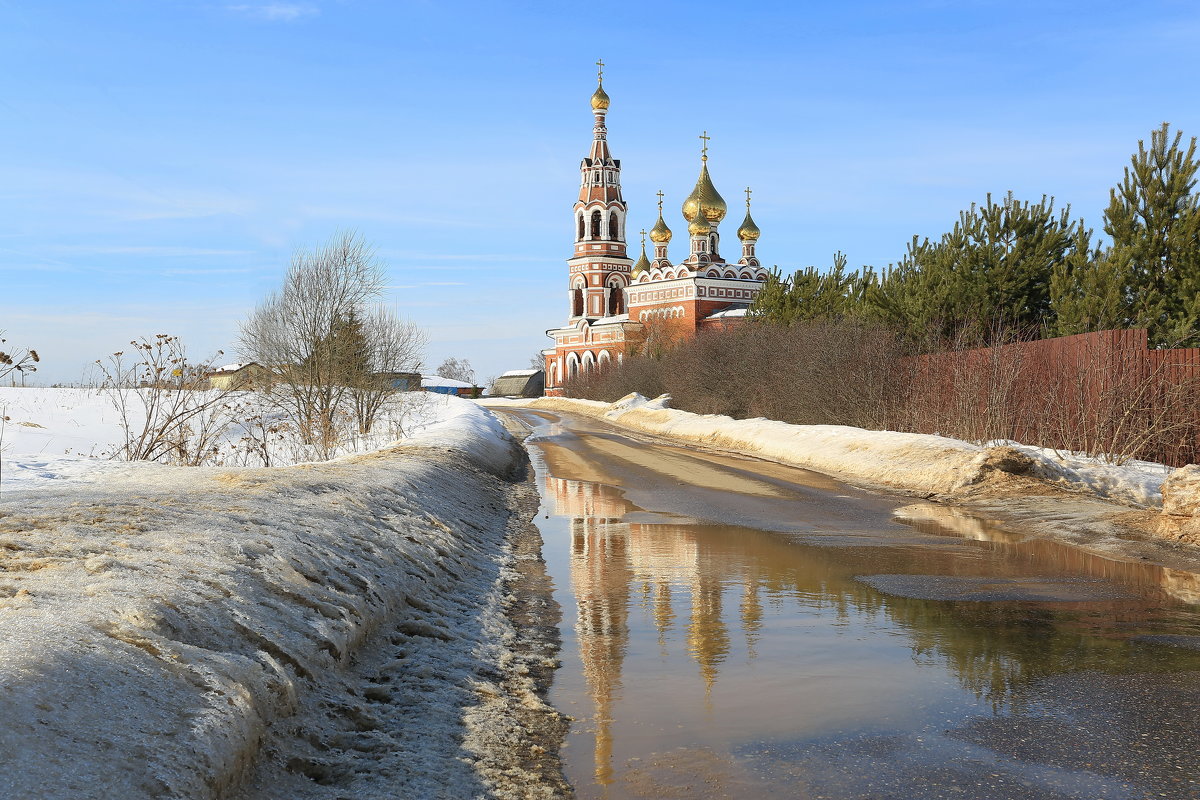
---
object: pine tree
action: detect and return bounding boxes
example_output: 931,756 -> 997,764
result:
1047,225 -> 1123,336
1104,122 -> 1200,346
748,253 -> 876,325
872,193 -> 1091,339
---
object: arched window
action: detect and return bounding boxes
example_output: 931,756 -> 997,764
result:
590,210 -> 602,239
710,234 -> 719,254
572,285 -> 584,317
609,211 -> 619,241
577,214 -> 585,241
607,279 -> 625,315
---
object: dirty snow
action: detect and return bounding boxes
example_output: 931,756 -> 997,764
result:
0,393 -> 556,799
485,393 -> 1181,510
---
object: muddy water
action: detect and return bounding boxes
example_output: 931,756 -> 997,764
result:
506,409 -> 1200,800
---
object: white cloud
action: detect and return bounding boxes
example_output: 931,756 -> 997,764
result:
226,3 -> 318,22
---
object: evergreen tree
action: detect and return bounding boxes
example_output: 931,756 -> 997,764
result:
1103,122 -> 1200,346
748,253 -> 876,325
872,193 -> 1091,339
1047,226 -> 1123,336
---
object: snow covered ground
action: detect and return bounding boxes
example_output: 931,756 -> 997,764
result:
0,392 -> 558,799
484,394 -> 1182,510
0,387 -> 452,494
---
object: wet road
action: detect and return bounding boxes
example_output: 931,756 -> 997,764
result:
505,408 -> 1200,800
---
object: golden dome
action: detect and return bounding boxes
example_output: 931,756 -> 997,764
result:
688,207 -> 712,235
738,210 -> 760,241
681,163 -> 727,224
590,82 -> 610,111
632,246 -> 651,274
649,212 -> 672,243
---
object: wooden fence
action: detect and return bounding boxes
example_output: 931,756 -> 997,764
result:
908,329 -> 1200,466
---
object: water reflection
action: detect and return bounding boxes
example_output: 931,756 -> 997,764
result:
529,417 -> 1200,799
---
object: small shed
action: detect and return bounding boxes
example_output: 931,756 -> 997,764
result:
421,375 -> 482,398
491,369 -> 545,398
374,371 -> 422,391
207,362 -> 269,390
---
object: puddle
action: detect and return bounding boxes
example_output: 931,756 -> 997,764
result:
508,409 -> 1200,800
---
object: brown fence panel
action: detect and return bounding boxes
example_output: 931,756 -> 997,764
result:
902,330 -> 1198,467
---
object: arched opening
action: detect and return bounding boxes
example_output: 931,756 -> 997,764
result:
590,210 -> 602,239
567,352 -> 579,379
606,278 -> 625,315
572,281 -> 585,317
710,233 -> 719,255
577,214 -> 585,241
581,351 -> 596,374
598,350 -> 612,370
609,211 -> 620,241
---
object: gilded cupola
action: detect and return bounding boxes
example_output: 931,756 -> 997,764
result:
633,229 -> 652,274
681,131 -> 727,225
649,191 -> 673,243
737,187 -> 760,241
590,58 -> 610,111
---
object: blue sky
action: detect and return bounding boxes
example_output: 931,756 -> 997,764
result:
3,0 -> 1199,384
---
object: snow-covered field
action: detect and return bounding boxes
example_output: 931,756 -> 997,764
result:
0,390 -> 557,799
485,393 -> 1187,511
0,387 -> 451,494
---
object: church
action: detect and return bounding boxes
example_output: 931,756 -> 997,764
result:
542,64 -> 768,396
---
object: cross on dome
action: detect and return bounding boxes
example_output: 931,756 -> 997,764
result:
596,59 -> 604,82
699,130 -> 710,161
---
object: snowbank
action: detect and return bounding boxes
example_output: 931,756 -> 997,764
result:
488,394 -> 1184,510
0,396 -> 541,799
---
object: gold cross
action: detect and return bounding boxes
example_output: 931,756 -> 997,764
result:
656,190 -> 664,212
639,228 -> 647,247
699,130 -> 710,159
745,186 -> 753,208
596,59 -> 604,81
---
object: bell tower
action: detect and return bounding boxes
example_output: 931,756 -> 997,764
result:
568,60 -> 631,320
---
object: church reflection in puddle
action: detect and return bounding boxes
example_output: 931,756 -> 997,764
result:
532,433 -> 1200,800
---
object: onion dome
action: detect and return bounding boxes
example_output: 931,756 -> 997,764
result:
738,210 -> 760,241
632,232 -> 652,274
688,207 -> 712,236
681,132 -> 727,224
590,82 -> 610,112
738,187 -> 760,241
649,192 -> 673,243
682,164 -> 727,224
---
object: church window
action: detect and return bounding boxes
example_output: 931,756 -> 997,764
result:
609,212 -> 619,241
572,286 -> 584,316
590,211 -> 602,239
577,214 -> 585,240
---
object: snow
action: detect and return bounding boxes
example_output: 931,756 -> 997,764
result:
705,307 -> 748,319
491,393 -> 1188,511
0,387 -> 456,493
499,369 -> 540,377
213,363 -> 251,374
0,390 -> 550,798
997,442 -> 1173,508
421,375 -> 475,389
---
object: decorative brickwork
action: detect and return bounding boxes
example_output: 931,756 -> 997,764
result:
544,69 -> 768,395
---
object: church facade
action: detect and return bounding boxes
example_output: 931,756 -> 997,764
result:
543,65 -> 767,395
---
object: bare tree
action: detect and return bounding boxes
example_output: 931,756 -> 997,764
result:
238,230 -> 426,456
348,304 -> 427,435
436,357 -> 475,384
